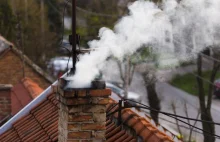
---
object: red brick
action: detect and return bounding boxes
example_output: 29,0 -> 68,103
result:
90,89 -> 111,97
82,105 -> 106,113
67,140 -> 80,142
68,132 -> 91,139
68,123 -> 81,131
65,98 -> 90,105
81,123 -> 106,130
64,90 -> 87,97
93,98 -> 109,105
69,114 -> 92,122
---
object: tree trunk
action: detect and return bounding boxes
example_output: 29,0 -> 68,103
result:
146,83 -> 160,124
201,109 -> 215,142
196,54 -> 215,142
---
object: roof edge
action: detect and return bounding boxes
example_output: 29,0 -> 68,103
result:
110,92 -> 180,141
0,81 -> 57,135
0,35 -> 14,47
0,35 -> 55,84
11,47 -> 55,83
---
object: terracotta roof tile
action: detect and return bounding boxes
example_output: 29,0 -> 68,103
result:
114,132 -> 131,142
11,78 -> 44,116
22,77 -> 43,99
106,98 -> 176,142
122,135 -> 134,142
0,92 -> 179,142
0,128 -> 20,142
0,93 -> 58,142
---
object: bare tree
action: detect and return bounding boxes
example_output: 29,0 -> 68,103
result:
196,48 -> 220,142
171,102 -> 200,142
116,47 -> 151,98
184,102 -> 200,142
116,55 -> 136,98
171,102 -> 182,138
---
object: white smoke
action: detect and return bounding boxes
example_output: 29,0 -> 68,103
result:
67,0 -> 220,88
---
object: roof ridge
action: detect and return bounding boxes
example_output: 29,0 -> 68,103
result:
0,35 -> 55,83
11,47 -> 55,83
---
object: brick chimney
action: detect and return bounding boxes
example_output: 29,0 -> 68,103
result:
0,84 -> 12,121
56,79 -> 111,142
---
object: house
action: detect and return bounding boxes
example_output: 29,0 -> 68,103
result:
0,75 -> 180,142
0,77 -> 43,126
0,35 -> 54,89
0,36 -> 55,125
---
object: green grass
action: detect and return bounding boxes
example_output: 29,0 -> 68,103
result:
170,71 -> 220,96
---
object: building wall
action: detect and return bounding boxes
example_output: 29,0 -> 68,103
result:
0,50 -> 50,89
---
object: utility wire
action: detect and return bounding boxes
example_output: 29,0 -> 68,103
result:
166,39 -> 220,87
107,99 -> 220,139
200,52 -> 220,63
65,0 -> 118,18
165,108 -> 220,139
143,110 -> 204,135
125,99 -> 220,126
125,99 -> 220,139
46,0 -> 62,15
173,39 -> 220,64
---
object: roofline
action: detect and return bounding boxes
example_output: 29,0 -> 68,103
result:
0,79 -> 59,135
11,47 -> 55,83
0,73 -> 179,141
0,35 -> 14,47
110,92 -> 180,141
0,35 -> 55,84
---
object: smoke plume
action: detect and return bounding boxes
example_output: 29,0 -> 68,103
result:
68,0 -> 220,88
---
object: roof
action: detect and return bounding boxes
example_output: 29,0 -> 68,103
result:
0,93 -> 58,142
0,85 -> 179,142
11,78 -> 43,115
106,98 -> 176,142
0,35 -> 55,84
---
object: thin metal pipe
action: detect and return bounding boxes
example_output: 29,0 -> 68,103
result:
72,0 -> 76,74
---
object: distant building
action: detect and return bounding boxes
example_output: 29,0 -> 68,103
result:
0,78 -> 43,126
0,35 -> 54,89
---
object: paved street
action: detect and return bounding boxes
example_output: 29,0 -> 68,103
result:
131,75 -> 220,141
103,60 -> 220,141
156,82 -> 220,142
130,72 -> 220,142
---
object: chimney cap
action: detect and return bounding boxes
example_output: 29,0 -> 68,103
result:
0,84 -> 13,90
59,78 -> 106,91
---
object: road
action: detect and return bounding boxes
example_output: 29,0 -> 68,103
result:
156,82 -> 220,142
103,60 -> 220,141
130,72 -> 220,142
